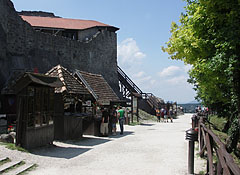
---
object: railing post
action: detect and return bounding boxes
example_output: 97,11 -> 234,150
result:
186,128 -> 198,175
191,115 -> 199,129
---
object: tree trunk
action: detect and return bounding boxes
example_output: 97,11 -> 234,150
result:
226,47 -> 240,153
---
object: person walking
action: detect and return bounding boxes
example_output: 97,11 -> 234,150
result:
156,109 -> 160,122
117,106 -> 125,135
110,106 -> 117,136
160,108 -> 165,122
100,108 -> 109,136
164,107 -> 168,122
169,108 -> 173,123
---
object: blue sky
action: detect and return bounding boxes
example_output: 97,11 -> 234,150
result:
11,0 -> 196,103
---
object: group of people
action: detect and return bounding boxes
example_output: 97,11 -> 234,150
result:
155,108 -> 173,123
195,106 -> 209,116
100,106 -> 125,136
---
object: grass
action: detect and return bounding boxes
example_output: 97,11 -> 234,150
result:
128,110 -> 158,125
231,153 -> 240,166
211,129 -> 228,142
1,161 -> 25,174
198,170 -> 205,175
205,115 -> 240,167
138,109 -> 158,121
208,115 -> 227,131
18,164 -> 38,175
0,142 -> 28,152
129,109 -> 178,124
128,121 -> 140,126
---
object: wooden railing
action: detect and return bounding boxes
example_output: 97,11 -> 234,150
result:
117,66 -> 160,110
141,93 -> 159,109
198,117 -> 240,175
117,66 -> 142,94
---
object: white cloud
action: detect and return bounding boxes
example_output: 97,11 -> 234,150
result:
134,75 -> 157,90
133,71 -> 145,78
117,38 -> 146,70
166,75 -> 186,85
117,38 -> 195,103
134,52 -> 146,59
158,66 -> 181,77
117,38 -> 157,93
150,79 -> 156,85
156,65 -> 193,93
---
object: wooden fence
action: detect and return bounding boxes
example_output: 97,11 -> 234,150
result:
198,117 -> 240,175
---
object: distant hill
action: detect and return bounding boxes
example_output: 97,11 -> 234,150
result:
186,100 -> 201,104
178,103 -> 201,113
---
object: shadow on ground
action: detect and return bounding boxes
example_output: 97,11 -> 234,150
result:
139,123 -> 155,126
30,131 -> 134,159
108,131 -> 134,139
30,144 -> 91,159
64,136 -> 112,147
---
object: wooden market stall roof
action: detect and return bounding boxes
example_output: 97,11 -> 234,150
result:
20,15 -> 119,31
46,65 -> 92,95
14,72 -> 62,94
74,70 -> 119,104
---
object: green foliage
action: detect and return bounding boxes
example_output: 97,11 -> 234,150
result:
139,109 -> 157,121
129,110 -> 158,125
209,115 -> 227,131
198,170 -> 205,175
163,0 -> 240,151
0,142 -> 28,152
228,117 -> 240,140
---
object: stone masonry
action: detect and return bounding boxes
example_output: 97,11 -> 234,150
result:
0,0 -> 120,96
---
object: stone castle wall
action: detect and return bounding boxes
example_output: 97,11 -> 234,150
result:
0,0 -> 119,95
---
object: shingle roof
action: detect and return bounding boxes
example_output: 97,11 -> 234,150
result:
20,15 -> 119,31
46,65 -> 90,95
5,72 -> 62,94
74,70 -> 119,103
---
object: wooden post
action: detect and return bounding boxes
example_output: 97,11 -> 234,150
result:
131,95 -> 133,123
137,97 -> 139,122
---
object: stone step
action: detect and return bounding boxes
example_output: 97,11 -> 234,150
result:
0,160 -> 23,174
0,157 -> 9,163
4,163 -> 35,175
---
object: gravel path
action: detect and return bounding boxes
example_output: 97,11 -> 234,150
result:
0,114 -> 205,175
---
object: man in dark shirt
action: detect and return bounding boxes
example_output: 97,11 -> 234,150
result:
100,108 -> 109,136
110,107 -> 117,135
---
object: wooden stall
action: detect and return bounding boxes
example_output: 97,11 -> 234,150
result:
0,71 -> 25,134
14,72 -> 62,149
46,65 -> 96,140
74,70 -> 120,136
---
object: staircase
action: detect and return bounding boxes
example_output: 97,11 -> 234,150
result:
0,157 -> 36,175
117,66 -> 142,94
117,66 -> 160,114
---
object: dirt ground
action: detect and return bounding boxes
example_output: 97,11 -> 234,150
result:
0,114 -> 205,175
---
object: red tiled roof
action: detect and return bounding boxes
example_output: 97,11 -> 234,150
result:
20,15 -> 118,30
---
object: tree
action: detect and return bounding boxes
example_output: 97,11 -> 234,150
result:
163,0 -> 240,153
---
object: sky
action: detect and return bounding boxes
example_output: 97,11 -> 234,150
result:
11,0 -> 196,104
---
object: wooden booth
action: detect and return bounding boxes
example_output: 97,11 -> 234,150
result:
0,71 -> 26,134
46,65 -> 96,140
74,70 -> 120,136
14,72 -> 62,149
